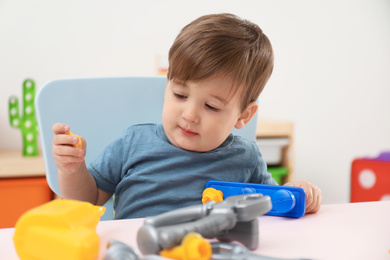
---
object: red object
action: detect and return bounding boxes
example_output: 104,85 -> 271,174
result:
351,157 -> 390,202
0,177 -> 52,228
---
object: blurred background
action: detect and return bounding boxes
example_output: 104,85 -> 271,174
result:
1,0 -> 389,205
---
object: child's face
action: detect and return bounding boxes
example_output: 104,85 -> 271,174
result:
162,75 -> 247,152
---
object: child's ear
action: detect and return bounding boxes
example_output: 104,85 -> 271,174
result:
235,102 -> 258,129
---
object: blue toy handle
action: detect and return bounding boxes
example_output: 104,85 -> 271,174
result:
271,189 -> 296,213
206,180 -> 306,218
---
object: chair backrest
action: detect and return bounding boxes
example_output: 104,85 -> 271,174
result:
35,76 -> 258,220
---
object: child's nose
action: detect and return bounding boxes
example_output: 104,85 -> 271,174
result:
182,104 -> 200,124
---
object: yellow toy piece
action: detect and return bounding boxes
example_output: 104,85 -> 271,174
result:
65,131 -> 83,149
202,187 -> 223,204
160,232 -> 211,260
13,199 -> 105,260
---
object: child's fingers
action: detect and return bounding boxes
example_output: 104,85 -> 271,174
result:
52,145 -> 85,166
53,153 -> 84,165
52,153 -> 84,172
300,183 -> 316,213
311,186 -> 322,213
52,123 -> 70,134
305,184 -> 314,207
52,143 -> 84,158
80,136 -> 86,150
51,124 -> 85,173
306,185 -> 322,214
53,133 -> 81,147
284,181 -> 321,214
65,131 -> 83,149
309,197 -> 321,213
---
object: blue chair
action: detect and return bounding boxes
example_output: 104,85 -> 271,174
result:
35,76 -> 258,220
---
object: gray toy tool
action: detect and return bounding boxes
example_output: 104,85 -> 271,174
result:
105,240 -> 170,260
105,240 -> 316,260
211,243 -> 316,260
137,193 -> 272,255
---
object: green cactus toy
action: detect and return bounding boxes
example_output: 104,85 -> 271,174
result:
8,79 -> 39,156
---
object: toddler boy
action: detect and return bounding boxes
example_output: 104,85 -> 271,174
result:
52,13 -> 321,219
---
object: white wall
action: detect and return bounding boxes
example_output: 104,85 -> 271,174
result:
1,0 -> 389,204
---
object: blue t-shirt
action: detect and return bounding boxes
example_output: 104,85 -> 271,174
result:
88,124 -> 276,219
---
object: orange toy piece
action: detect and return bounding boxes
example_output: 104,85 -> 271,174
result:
65,131 -> 82,149
13,199 -> 105,260
160,232 -> 211,260
202,187 -> 223,204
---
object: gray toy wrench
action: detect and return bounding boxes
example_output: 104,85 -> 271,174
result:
137,194 -> 272,255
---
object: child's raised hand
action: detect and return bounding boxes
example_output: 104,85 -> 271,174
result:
284,181 -> 322,214
52,123 -> 86,174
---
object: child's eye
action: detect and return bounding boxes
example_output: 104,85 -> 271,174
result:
206,104 -> 220,112
174,93 -> 187,99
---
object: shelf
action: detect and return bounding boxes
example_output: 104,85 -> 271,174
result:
0,150 -> 45,178
257,120 -> 294,138
256,120 -> 294,183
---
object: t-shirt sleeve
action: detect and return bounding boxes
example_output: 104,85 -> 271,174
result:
87,131 -> 126,194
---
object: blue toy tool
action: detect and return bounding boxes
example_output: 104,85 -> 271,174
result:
206,181 -> 306,218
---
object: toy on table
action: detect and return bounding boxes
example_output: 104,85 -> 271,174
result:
137,194 -> 272,255
106,233 -> 210,260
202,188 -> 223,204
160,232 -> 211,260
105,240 -> 171,260
105,239 -> 141,260
105,239 -> 314,260
351,151 -> 390,202
8,79 -> 39,156
211,242 -> 315,260
13,199 -> 105,260
65,131 -> 83,149
204,181 -> 306,218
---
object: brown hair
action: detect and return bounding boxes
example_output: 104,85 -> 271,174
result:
168,13 -> 274,111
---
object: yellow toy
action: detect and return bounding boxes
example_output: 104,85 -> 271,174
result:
201,187 -> 223,204
13,199 -> 105,260
160,232 -> 211,260
65,131 -> 83,149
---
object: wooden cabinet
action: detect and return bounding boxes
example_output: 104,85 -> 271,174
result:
256,120 -> 294,184
0,151 -> 51,228
0,151 -> 46,178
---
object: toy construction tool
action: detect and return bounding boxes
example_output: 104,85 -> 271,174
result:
13,200 -> 105,260
205,181 -> 306,218
105,239 -> 315,260
137,194 -> 272,255
106,232 -> 211,260
211,242 -> 316,260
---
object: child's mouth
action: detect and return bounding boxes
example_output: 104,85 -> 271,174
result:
180,127 -> 198,137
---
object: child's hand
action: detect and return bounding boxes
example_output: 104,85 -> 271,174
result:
284,181 -> 322,214
52,123 -> 86,174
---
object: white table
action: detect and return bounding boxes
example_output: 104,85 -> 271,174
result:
1,201 -> 389,260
